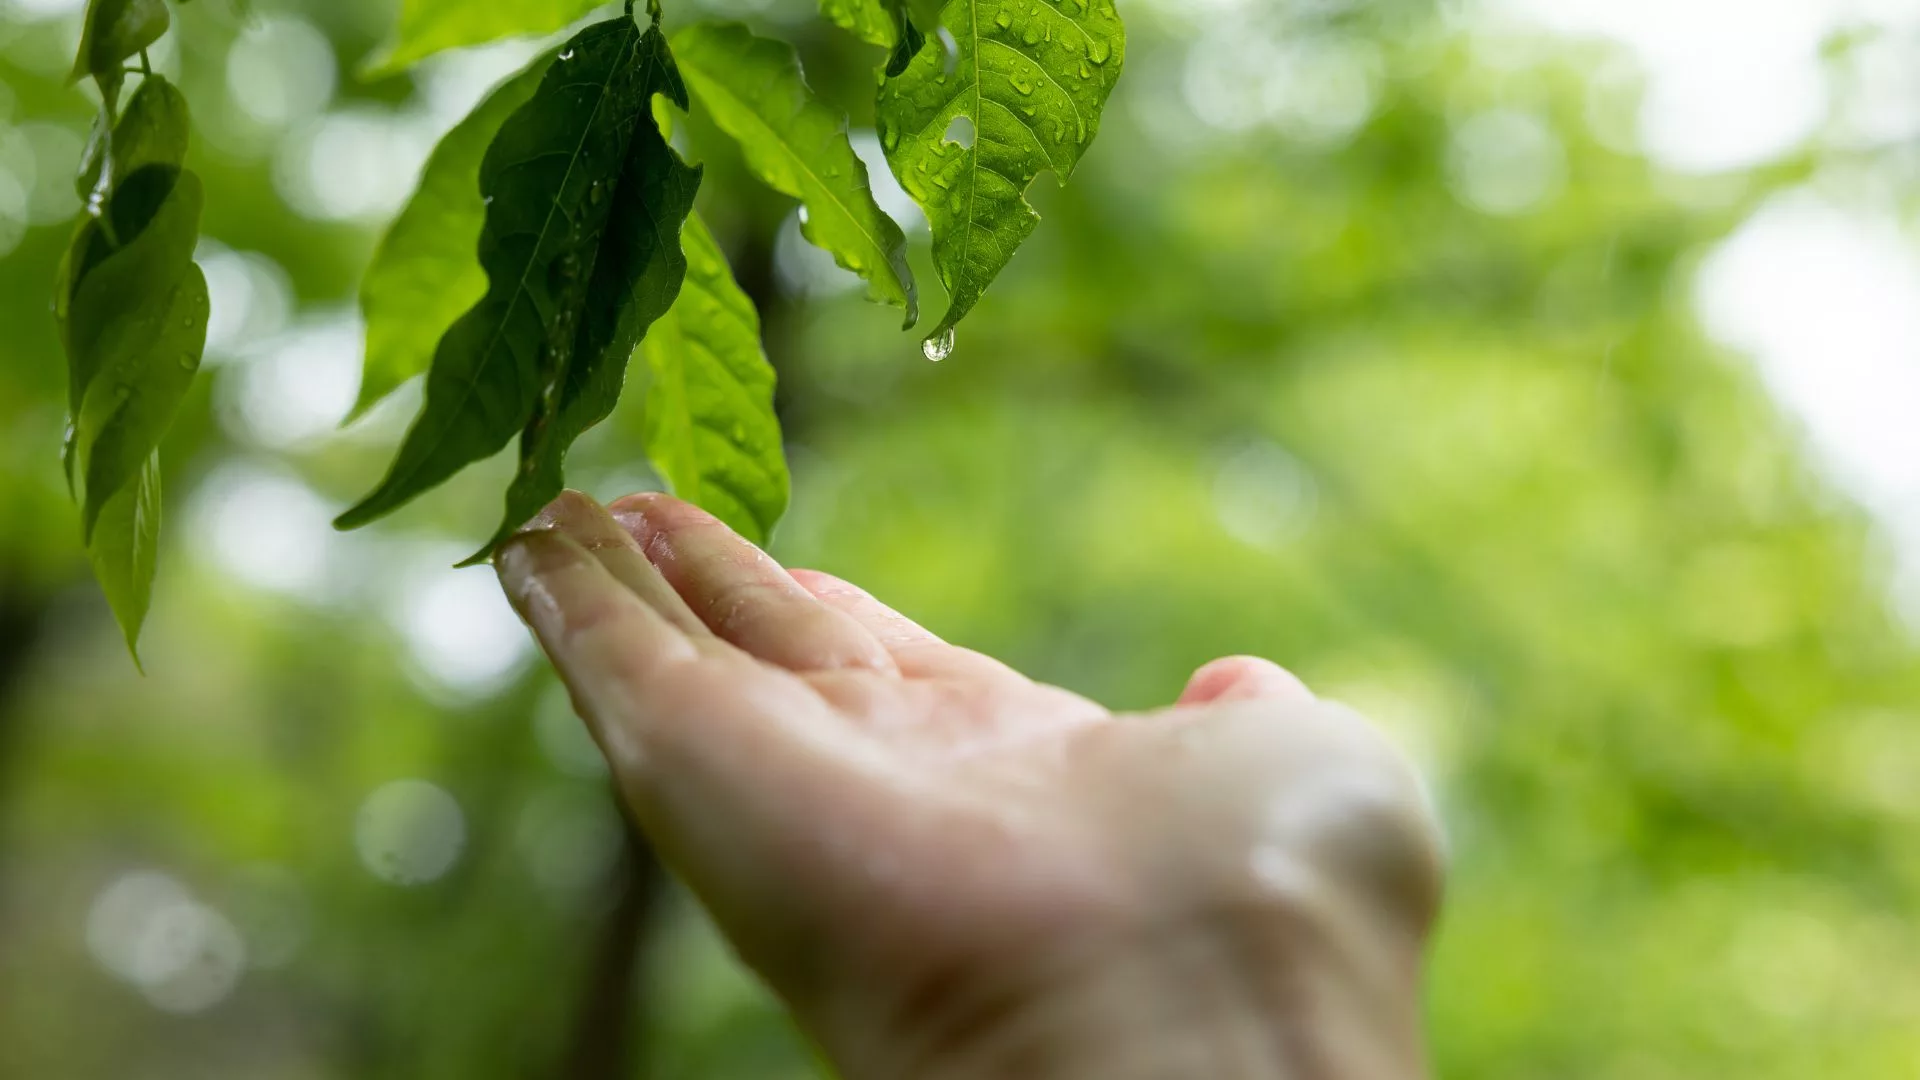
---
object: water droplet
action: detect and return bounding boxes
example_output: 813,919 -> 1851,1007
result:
1088,39 -> 1112,64
922,327 -> 955,362
883,128 -> 900,151
177,353 -> 195,370
1011,72 -> 1034,95
994,10 -> 1011,27
483,195 -> 495,206
930,172 -> 951,190
798,206 -> 811,226
1022,23 -> 1042,44
1078,61 -> 1091,79
559,49 -> 576,61
588,182 -> 604,205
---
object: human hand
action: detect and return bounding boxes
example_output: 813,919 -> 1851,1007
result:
497,491 -> 1444,1080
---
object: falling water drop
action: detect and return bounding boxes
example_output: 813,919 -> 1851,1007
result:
922,327 -> 955,362
559,49 -> 576,61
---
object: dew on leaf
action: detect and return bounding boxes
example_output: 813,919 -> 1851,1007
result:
922,327 -> 955,362
1088,39 -> 1111,63
994,10 -> 1011,27
559,49 -> 575,61
1011,72 -> 1035,95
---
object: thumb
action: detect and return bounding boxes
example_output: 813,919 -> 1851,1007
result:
1176,655 -> 1314,707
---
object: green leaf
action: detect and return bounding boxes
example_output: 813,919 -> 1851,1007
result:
63,167 -> 209,540
674,21 -> 916,327
352,51 -> 556,421
640,213 -> 788,547
75,74 -> 190,209
70,0 -> 170,86
467,24 -> 702,562
366,0 -> 604,77
336,14 -> 687,534
88,451 -> 162,665
876,0 -> 1123,343
819,0 -> 924,75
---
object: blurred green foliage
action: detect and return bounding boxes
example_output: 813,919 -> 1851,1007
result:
2,0 -> 1918,1078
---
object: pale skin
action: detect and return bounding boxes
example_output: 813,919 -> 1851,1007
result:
496,490 -> 1445,1080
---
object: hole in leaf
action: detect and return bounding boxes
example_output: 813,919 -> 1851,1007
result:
651,93 -> 692,158
937,27 -> 958,76
942,114 -> 976,149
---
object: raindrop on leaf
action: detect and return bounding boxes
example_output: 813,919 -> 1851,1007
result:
922,327 -> 955,362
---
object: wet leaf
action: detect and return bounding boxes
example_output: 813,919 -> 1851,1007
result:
75,74 -> 190,209
819,0 -> 923,76
63,167 -> 209,541
336,15 -> 694,540
876,0 -> 1124,343
639,213 -> 788,547
352,51 -> 555,420
675,20 -> 916,326
468,25 -> 702,562
87,452 -> 162,666
366,0 -> 603,76
70,0 -> 170,87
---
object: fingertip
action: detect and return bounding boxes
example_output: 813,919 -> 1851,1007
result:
1177,655 -> 1314,708
607,491 -> 711,553
529,488 -> 603,533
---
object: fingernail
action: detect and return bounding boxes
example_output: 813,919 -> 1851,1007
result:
530,490 -> 634,551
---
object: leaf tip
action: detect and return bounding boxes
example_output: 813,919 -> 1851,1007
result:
454,544 -> 496,569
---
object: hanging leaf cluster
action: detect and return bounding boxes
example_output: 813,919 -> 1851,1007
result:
55,0 -> 211,663
52,0 -> 1125,663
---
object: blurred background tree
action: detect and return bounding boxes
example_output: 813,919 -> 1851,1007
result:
3,0 -> 1919,1077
